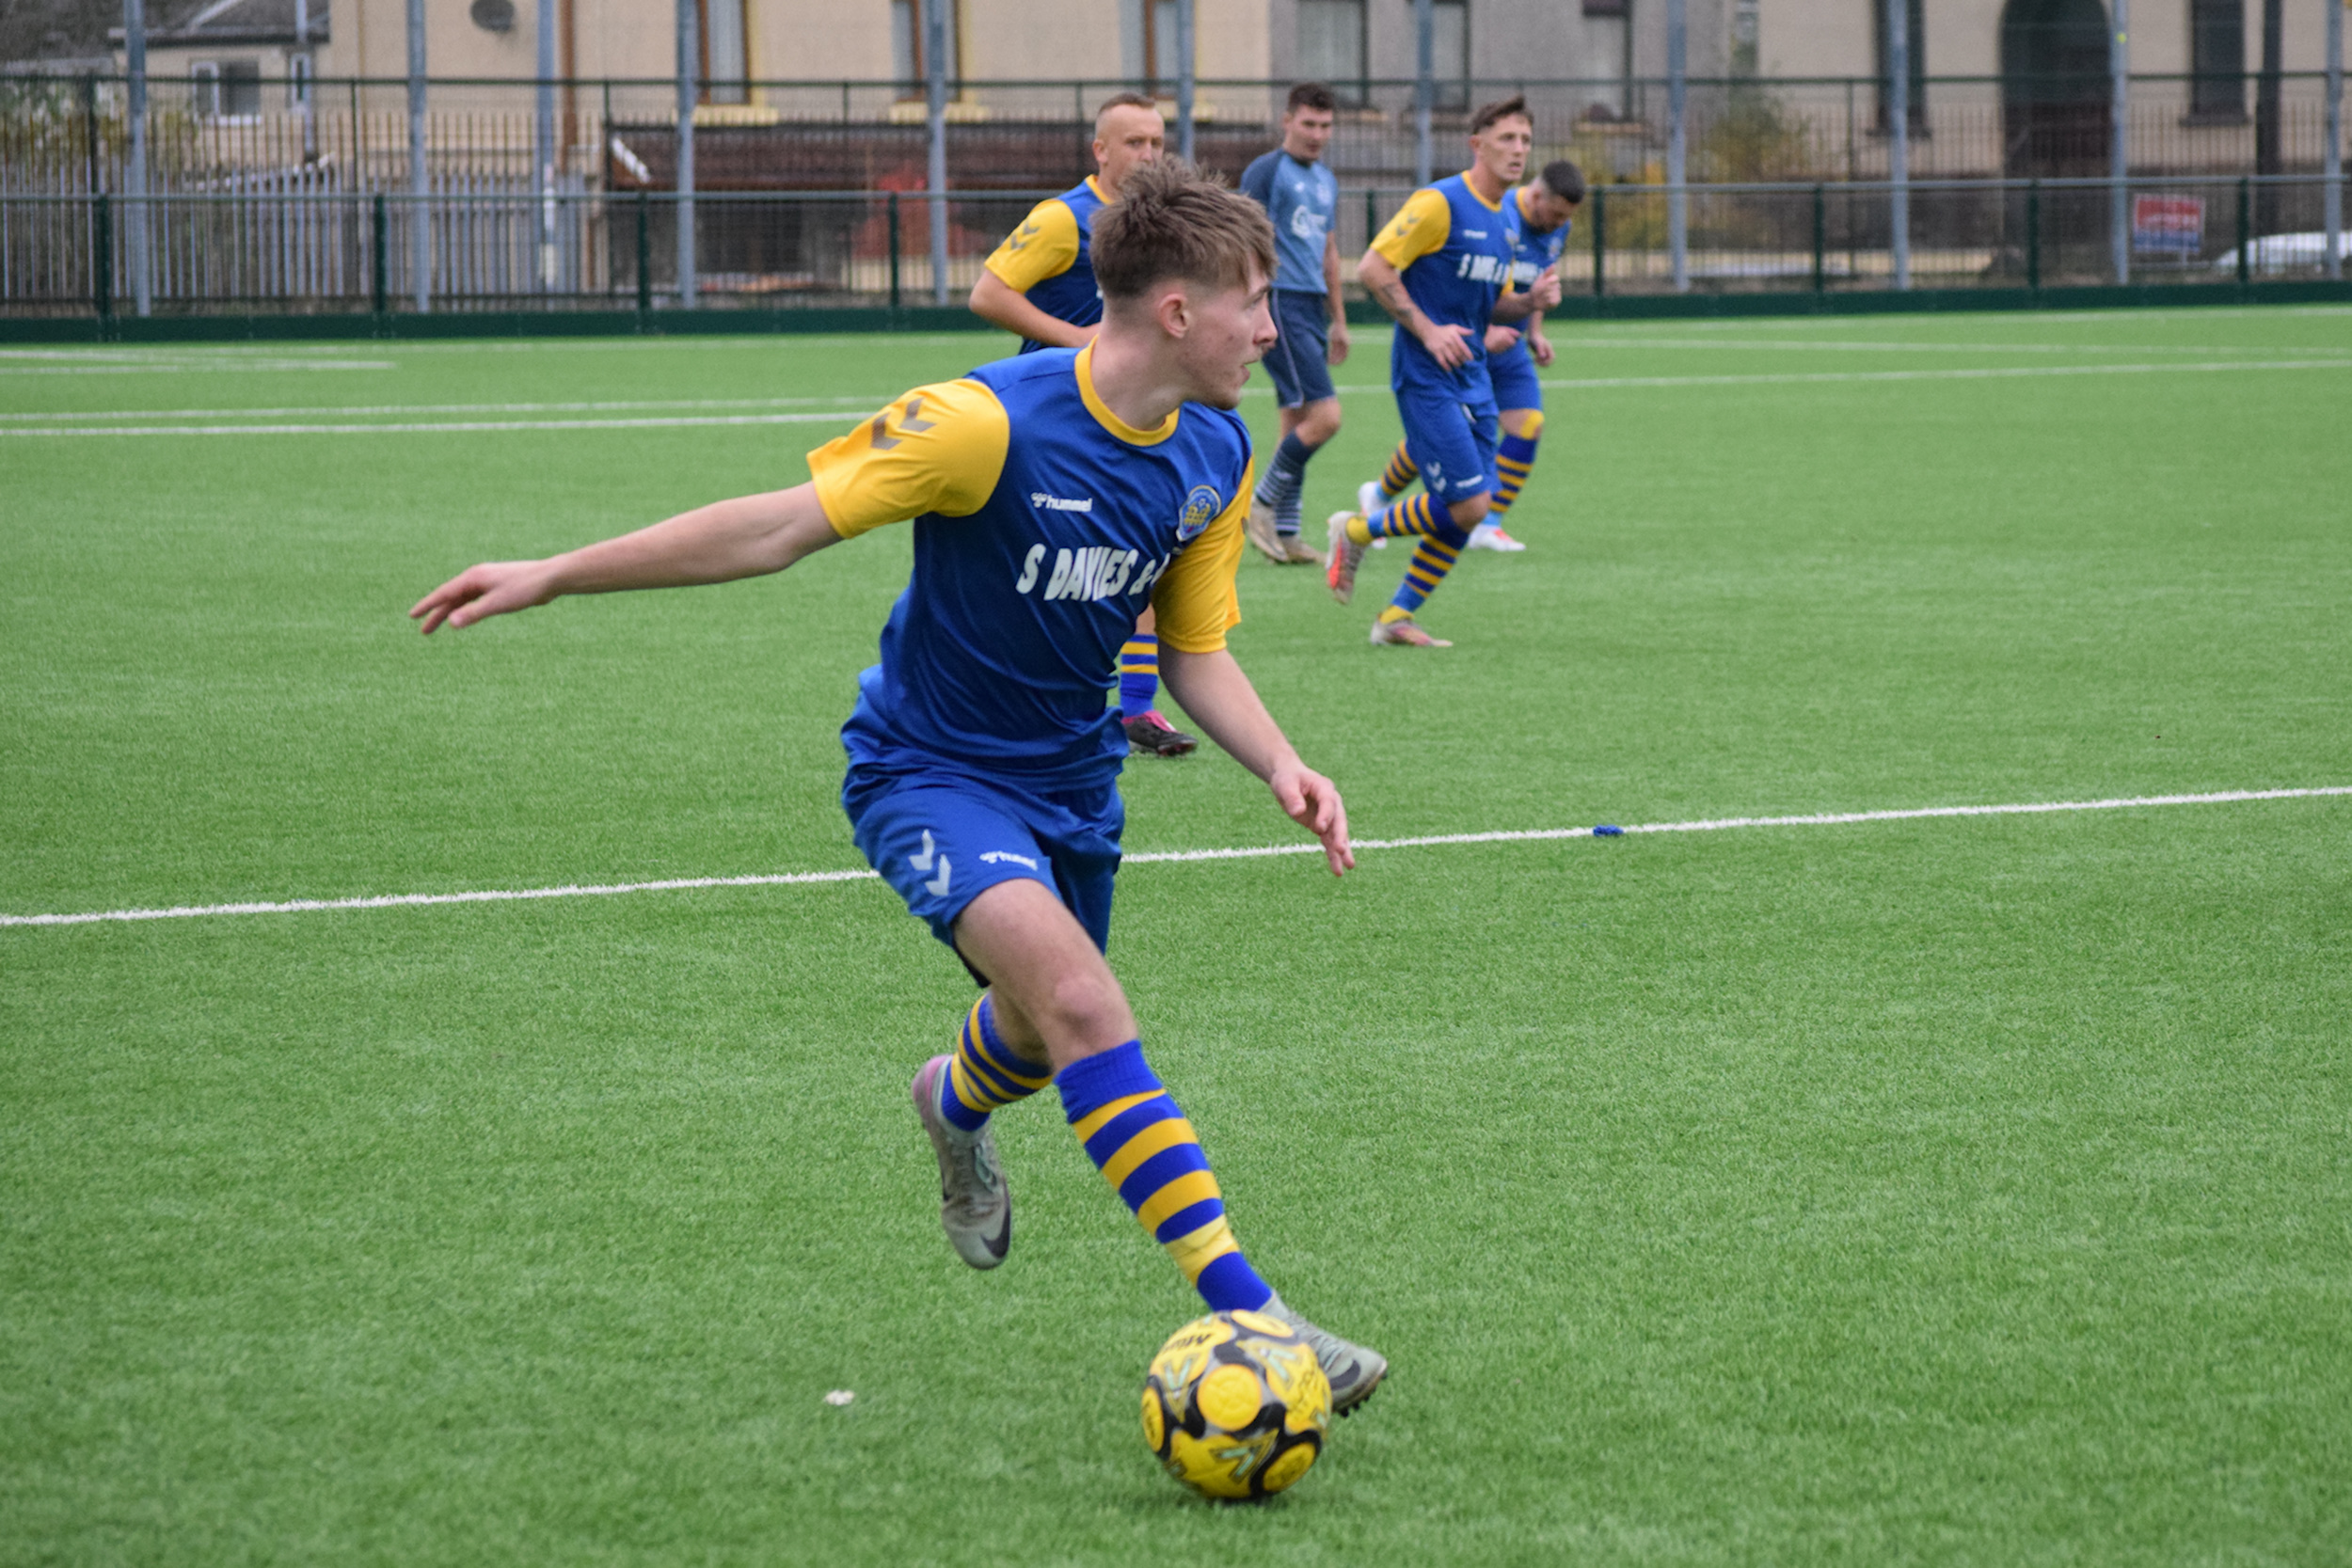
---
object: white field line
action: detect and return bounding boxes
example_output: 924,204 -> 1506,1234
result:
0,359 -> 395,376
1544,337 -> 2346,355
0,392 -> 899,423
14,356 -> 2349,437
4,784 -> 2343,929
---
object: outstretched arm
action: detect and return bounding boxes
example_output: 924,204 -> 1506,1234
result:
1158,647 -> 1353,877
409,482 -> 842,634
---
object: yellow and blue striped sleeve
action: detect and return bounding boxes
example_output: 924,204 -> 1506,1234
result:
982,197 -> 1082,293
805,379 -> 1010,538
1370,186 -> 1451,270
1150,465 -> 1250,654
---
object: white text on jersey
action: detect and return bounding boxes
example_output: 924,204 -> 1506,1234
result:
1014,542 -> 1169,602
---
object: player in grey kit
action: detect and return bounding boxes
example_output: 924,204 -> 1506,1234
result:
1239,83 -> 1350,566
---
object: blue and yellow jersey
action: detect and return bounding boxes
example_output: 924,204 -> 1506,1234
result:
981,177 -> 1111,353
1505,184 -> 1573,292
1490,184 -> 1573,372
807,343 -> 1251,788
1369,171 -> 1521,405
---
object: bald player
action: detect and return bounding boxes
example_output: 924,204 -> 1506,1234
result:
970,95 -> 1194,759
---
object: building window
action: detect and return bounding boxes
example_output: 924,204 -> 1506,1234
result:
1872,0 -> 1926,133
1431,0 -> 1469,112
1144,0 -> 1184,94
1581,0 -> 1627,17
891,0 -> 960,96
702,0 -> 747,103
191,58 -> 262,119
1296,0 -> 1367,103
2189,0 -> 2246,119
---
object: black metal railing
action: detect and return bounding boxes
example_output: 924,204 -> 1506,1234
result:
5,175 -> 2341,321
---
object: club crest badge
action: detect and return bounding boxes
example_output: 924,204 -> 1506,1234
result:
1177,485 -> 1220,543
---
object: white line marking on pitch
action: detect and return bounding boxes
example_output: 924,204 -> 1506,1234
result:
4,785 -> 2342,929
14,357 -> 2346,436
0,393 -> 898,423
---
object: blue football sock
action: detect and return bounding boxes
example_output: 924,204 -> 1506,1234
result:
1058,1041 -> 1274,1313
1252,432 -> 1322,538
1118,634 -> 1158,720
939,995 -> 1049,1132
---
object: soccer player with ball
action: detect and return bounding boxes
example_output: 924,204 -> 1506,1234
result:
411,160 -> 1387,1427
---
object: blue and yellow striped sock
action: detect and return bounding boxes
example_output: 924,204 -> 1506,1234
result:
1349,491 -> 1439,546
1377,440 -> 1419,504
1117,634 -> 1159,720
1491,414 -> 1543,519
1382,531 -> 1465,620
938,995 -> 1051,1132
1057,1040 -> 1273,1313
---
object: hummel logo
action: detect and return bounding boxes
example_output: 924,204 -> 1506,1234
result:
1030,493 -> 1095,512
978,850 -> 1040,868
910,830 -> 952,896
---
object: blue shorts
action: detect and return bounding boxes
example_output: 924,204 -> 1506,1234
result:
1486,343 -> 1543,413
1393,382 -> 1500,506
1263,289 -> 1337,409
842,755 -> 1123,969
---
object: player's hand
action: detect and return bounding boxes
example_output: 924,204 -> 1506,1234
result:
1417,321 -> 1475,371
409,560 -> 560,634
1529,332 -> 1555,367
1484,324 -> 1522,356
1529,267 -> 1564,310
1327,319 -> 1350,367
1270,765 -> 1354,878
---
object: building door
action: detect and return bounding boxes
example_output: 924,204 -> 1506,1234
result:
2000,0 -> 2110,178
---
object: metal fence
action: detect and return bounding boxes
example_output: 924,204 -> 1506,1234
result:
4,71 -> 2344,199
5,176 -> 2342,321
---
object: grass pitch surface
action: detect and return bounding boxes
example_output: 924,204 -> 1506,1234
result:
4,309 -> 2348,1565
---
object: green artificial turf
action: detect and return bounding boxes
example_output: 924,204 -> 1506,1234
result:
3,309 -> 2348,1564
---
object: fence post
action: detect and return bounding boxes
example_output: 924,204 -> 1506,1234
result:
371,192 -> 389,316
2026,179 -> 2041,291
81,74 -> 100,195
1811,182 -> 1825,293
2109,0 -> 2131,284
1667,0 -> 1689,292
887,191 -> 902,311
635,190 -> 652,315
1592,185 -> 1608,299
2235,176 -> 2250,289
1886,0 -> 1910,290
93,193 -> 114,323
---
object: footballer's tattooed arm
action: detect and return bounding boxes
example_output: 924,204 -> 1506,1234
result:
1357,247 -> 1472,371
409,483 -> 840,634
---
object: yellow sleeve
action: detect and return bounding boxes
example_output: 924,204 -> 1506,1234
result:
806,379 -> 1011,538
982,198 -> 1082,293
1151,465 -> 1250,653
1370,187 -> 1452,270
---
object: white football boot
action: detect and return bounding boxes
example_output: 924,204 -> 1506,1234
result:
911,1054 -> 1011,1269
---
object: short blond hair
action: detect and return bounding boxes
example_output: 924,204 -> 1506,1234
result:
1091,158 -> 1276,303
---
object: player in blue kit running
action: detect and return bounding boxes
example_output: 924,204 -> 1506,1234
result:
1364,160 -> 1582,554
1238,83 -> 1349,567
1328,95 -> 1563,647
970,94 -> 1197,758
409,161 -> 1388,1413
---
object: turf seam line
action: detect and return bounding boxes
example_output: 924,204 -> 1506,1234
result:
4,785 -> 2344,929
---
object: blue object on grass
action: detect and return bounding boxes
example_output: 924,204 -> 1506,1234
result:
1593,824 -> 1624,836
